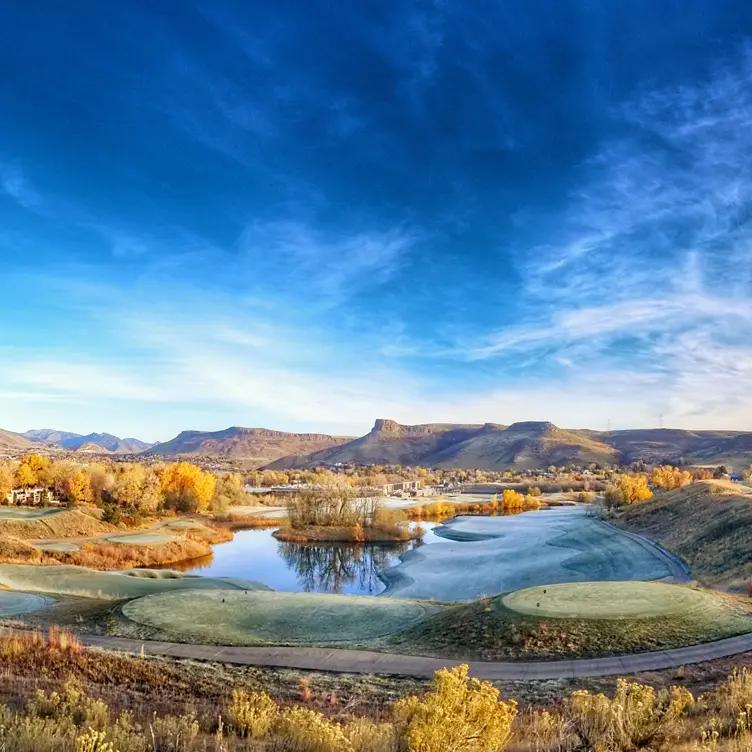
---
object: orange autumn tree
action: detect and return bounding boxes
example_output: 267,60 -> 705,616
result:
160,462 -> 216,512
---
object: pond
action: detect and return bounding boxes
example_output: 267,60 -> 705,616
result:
171,524 -> 441,596
173,506 -> 674,601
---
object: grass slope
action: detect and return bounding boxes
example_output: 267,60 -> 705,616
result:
0,508 -> 115,540
0,564 -> 269,600
614,481 -> 752,589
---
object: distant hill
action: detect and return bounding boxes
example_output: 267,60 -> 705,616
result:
146,426 -> 353,466
0,429 -> 34,455
75,441 -> 112,454
266,419 -> 752,470
22,429 -> 152,454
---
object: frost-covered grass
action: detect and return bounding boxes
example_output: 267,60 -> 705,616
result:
122,589 -> 435,645
0,564 -> 268,600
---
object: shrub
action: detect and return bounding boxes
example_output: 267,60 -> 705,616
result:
273,706 -> 353,752
149,712 -> 199,752
393,665 -> 517,752
566,678 -> 693,750
225,689 -> 278,738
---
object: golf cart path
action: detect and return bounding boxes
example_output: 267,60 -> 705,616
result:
70,630 -> 752,680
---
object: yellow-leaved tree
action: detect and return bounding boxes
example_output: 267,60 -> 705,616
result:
651,466 -> 692,491
14,454 -> 51,488
160,462 -> 216,512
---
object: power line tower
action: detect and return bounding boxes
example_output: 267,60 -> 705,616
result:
607,418 -> 611,432
659,414 -> 664,429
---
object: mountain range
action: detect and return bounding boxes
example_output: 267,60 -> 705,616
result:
265,419 -> 752,470
145,427 -> 353,466
3,419 -> 752,470
21,429 -> 152,454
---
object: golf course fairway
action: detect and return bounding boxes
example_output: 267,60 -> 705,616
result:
503,581 -> 723,620
122,589 -> 434,645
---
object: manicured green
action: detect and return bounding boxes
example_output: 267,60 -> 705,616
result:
33,542 -> 80,553
105,533 -> 178,545
0,508 -> 67,519
0,590 -> 52,616
122,589 -> 434,645
502,581 -> 719,620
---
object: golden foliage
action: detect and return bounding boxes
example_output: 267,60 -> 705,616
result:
393,664 -> 517,752
159,461 -> 216,512
567,678 -> 693,750
225,689 -> 278,738
651,465 -> 693,490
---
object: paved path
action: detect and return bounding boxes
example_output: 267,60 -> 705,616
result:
65,631 -> 752,681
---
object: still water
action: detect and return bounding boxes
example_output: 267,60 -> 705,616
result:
173,524 -> 443,596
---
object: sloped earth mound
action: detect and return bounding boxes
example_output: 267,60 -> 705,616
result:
122,589 -> 434,645
389,582 -> 752,661
0,508 -> 115,540
0,564 -> 269,600
614,481 -> 752,589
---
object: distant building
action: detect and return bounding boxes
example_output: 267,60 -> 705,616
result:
5,487 -> 56,505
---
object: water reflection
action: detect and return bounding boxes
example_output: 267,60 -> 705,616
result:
279,541 -> 411,594
165,527 -> 428,595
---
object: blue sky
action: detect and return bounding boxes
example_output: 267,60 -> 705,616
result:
3,1 -> 752,442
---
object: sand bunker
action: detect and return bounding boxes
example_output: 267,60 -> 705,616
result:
122,589 -> 432,645
381,507 -> 675,601
0,591 -> 52,617
503,581 -> 719,620
0,564 -> 269,600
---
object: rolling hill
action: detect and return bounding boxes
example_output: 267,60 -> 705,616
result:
0,429 -> 35,455
146,426 -> 353,466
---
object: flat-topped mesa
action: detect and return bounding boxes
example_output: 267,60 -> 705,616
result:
370,419 -> 479,437
506,421 -> 558,435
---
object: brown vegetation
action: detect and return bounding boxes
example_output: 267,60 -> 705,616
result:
0,630 -> 751,750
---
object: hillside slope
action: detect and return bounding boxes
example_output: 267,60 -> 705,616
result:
0,429 -> 34,455
614,481 -> 752,589
147,426 -> 353,466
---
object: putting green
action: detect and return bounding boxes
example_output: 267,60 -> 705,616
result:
503,581 -> 722,620
0,508 -> 66,519
122,589 -> 432,645
105,533 -> 177,545
0,591 -> 52,616
33,542 -> 80,553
